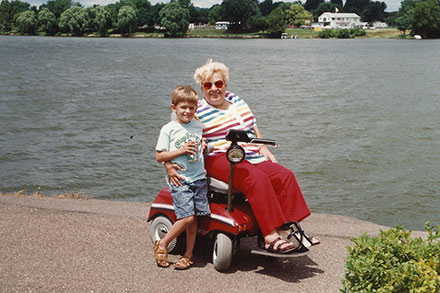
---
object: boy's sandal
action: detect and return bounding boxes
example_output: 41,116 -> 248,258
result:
265,237 -> 296,254
154,240 -> 170,268
174,256 -> 194,270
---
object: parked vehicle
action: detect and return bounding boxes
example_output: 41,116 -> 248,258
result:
148,129 -> 312,271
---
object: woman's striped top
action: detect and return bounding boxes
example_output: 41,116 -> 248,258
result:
196,92 -> 266,164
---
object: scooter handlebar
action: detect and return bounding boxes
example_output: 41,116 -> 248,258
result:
226,129 -> 277,147
250,138 -> 277,147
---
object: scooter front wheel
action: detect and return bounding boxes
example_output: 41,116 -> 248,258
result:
213,233 -> 233,271
150,216 -> 184,253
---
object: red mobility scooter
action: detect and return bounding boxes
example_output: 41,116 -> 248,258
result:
148,129 -> 312,271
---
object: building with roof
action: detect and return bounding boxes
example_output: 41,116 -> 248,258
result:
313,12 -> 366,29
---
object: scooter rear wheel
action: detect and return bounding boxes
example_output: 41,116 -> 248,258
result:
150,216 -> 184,253
213,233 -> 233,271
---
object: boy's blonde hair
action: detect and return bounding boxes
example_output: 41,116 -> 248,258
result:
194,59 -> 229,86
172,85 -> 198,106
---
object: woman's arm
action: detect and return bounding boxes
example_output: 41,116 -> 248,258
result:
164,161 -> 185,186
254,125 -> 278,163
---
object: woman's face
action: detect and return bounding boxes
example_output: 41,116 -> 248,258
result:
201,71 -> 227,108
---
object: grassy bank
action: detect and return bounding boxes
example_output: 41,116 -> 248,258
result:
5,27 -> 406,39
165,27 -> 405,39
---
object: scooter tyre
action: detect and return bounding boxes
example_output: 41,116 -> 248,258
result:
150,216 -> 185,254
213,233 -> 233,271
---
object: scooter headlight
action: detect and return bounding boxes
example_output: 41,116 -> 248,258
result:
226,145 -> 245,164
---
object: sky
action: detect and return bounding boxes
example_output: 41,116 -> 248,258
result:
27,0 -> 401,13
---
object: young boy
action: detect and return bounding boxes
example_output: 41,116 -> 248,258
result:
154,85 -> 210,269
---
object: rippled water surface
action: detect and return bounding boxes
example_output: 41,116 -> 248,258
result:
1,36 -> 439,230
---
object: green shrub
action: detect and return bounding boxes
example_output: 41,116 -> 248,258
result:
350,27 -> 366,37
318,29 -> 333,38
336,29 -> 350,38
342,223 -> 440,292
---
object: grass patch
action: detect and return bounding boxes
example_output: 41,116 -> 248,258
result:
285,28 -> 319,39
187,28 -> 262,38
361,28 -> 406,39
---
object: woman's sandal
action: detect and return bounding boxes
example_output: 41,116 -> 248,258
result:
174,256 -> 194,270
154,240 -> 170,268
265,237 -> 296,254
309,236 -> 320,246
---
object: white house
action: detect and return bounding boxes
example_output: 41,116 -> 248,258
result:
215,21 -> 230,30
315,12 -> 363,29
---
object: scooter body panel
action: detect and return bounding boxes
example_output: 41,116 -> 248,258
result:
148,188 -> 259,237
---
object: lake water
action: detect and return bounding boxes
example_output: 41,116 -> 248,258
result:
1,35 -> 439,231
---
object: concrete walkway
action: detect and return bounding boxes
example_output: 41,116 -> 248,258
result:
0,195 -> 425,292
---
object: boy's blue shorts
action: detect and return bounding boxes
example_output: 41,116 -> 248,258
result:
169,178 -> 210,219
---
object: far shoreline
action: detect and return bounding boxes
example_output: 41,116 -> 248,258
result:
2,28 -> 410,40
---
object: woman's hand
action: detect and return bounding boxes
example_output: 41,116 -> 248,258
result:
259,145 -> 278,163
201,138 -> 207,152
164,161 -> 185,186
253,125 -> 277,163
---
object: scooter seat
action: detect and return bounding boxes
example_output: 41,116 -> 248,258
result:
208,177 -> 235,194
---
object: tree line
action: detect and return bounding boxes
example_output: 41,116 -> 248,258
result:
0,0 -> 439,38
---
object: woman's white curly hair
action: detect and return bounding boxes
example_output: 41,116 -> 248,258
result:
194,59 -> 229,86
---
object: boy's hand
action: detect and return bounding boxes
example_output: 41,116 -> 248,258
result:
164,161 -> 185,186
182,141 -> 198,156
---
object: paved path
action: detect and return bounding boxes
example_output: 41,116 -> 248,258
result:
0,195 -> 425,292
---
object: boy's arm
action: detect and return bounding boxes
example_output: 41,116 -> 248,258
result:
156,149 -> 186,163
156,141 -> 197,163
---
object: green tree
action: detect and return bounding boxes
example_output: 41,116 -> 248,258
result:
37,7 -> 57,35
394,0 -> 420,34
266,6 -> 285,37
58,6 -> 88,35
285,3 -> 313,27
9,0 -> 30,17
4,0 -> 30,31
159,1 -> 189,37
0,0 -> 12,31
221,0 -> 260,31
118,5 -> 137,35
313,2 -> 342,19
344,0 -> 369,15
330,0 -> 343,7
39,0 -> 73,18
361,1 -> 386,22
93,5 -> 111,36
259,0 -> 274,16
177,0 -> 190,8
188,6 -> 208,24
304,0 -> 324,12
150,2 -> 164,26
395,13 -> 410,33
208,4 -> 222,24
248,13 -> 266,31
15,10 -> 36,34
410,0 -> 440,38
128,0 -> 152,26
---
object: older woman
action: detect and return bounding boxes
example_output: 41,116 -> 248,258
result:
166,59 -> 316,253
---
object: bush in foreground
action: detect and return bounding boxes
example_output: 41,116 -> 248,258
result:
342,223 -> 440,292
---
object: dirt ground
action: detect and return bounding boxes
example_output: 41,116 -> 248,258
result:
0,195 -> 426,292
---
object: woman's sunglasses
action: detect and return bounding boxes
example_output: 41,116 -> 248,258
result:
203,80 -> 224,90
